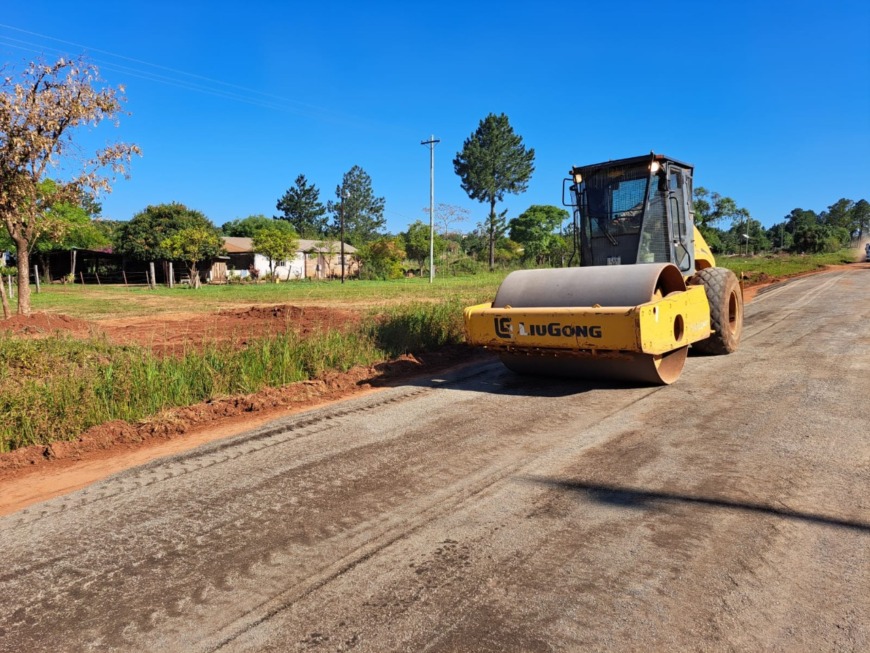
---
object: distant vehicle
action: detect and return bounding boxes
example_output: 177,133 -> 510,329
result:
865,243 -> 870,261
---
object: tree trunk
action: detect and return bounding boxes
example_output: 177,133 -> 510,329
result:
15,245 -> 31,316
488,200 -> 496,272
38,253 -> 51,283
0,273 -> 10,319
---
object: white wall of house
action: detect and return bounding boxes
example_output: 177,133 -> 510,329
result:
221,237 -> 357,281
228,252 -> 306,280
261,252 -> 306,280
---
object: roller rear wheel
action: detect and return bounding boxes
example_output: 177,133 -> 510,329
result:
690,267 -> 743,354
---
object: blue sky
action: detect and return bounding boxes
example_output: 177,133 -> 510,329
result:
2,1 -> 868,234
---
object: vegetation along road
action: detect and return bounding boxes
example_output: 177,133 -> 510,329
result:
0,267 -> 868,652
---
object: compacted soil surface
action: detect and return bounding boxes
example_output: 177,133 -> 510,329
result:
0,264 -> 867,652
0,301 -> 477,513
0,260 -> 867,514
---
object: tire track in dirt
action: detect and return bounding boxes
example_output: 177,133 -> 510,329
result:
6,385 -> 435,530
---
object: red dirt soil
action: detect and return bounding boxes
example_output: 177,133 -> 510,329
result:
2,304 -> 362,356
0,300 -> 480,513
1,261 -> 868,514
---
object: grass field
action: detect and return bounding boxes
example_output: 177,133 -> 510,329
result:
26,273 -> 507,319
0,249 -> 858,452
20,248 -> 857,320
715,249 -> 856,283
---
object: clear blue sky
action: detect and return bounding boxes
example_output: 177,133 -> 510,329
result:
2,1 -> 868,233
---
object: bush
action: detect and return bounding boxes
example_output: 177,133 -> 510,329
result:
366,301 -> 465,356
446,257 -> 483,276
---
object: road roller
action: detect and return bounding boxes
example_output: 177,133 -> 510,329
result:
463,153 -> 743,385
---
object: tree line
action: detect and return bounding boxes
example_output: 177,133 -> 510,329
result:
694,189 -> 869,255
2,55 -> 865,316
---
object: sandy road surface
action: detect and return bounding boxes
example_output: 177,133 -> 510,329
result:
1,268 -> 868,652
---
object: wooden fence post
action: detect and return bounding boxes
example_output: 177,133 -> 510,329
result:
80,271 -> 85,285
149,262 -> 156,290
122,270 -> 128,287
34,266 -> 40,293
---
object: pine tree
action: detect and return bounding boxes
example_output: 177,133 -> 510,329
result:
327,166 -> 386,247
275,174 -> 328,238
454,113 -> 535,270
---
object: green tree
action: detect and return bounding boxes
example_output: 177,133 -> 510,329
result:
461,229 -> 488,261
821,198 -> 855,232
403,220 -> 445,272
783,208 -> 820,234
0,179 -> 109,282
692,188 -> 745,229
453,113 -> 535,270
728,216 -> 770,255
161,226 -> 223,289
509,204 -> 568,264
852,199 -> 870,240
765,222 -> 794,251
359,236 -> 405,280
0,57 -> 139,315
790,219 -> 849,253
118,203 -> 217,262
222,214 -> 296,238
327,166 -> 386,247
275,174 -> 328,238
36,198 -> 108,281
252,225 -> 299,281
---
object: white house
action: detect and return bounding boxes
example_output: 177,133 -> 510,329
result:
219,237 -> 359,281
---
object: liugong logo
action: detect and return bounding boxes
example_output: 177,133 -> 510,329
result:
494,318 -> 602,340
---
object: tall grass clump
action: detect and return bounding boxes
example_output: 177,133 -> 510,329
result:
0,297 -> 467,452
365,299 -> 466,356
0,328 -> 384,452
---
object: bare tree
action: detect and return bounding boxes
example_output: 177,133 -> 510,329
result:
0,57 -> 139,314
423,202 -> 470,236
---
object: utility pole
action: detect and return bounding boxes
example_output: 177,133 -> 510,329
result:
421,135 -> 440,283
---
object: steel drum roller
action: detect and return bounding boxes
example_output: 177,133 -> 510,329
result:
493,264 -> 689,385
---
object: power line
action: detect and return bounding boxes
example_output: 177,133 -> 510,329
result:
0,25 -> 377,125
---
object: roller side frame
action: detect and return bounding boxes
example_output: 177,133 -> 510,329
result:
463,285 -> 712,356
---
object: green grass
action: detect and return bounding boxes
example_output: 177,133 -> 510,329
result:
0,301 -> 469,452
27,274 -> 507,319
715,249 -> 855,283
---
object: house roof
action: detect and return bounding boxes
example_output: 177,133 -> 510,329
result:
221,237 -> 357,254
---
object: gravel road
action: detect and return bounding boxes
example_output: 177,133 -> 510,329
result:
1,268 -> 868,652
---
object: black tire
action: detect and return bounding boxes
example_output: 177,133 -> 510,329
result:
690,267 -> 743,355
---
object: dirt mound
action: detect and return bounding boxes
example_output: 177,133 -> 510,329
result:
0,312 -> 102,339
1,305 -> 365,356
216,304 -> 363,336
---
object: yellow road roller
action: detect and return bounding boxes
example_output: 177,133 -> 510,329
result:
463,153 -> 743,385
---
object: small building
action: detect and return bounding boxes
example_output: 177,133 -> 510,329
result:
219,237 -> 359,281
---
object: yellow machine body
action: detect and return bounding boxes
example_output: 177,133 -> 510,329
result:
463,284 -> 711,356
